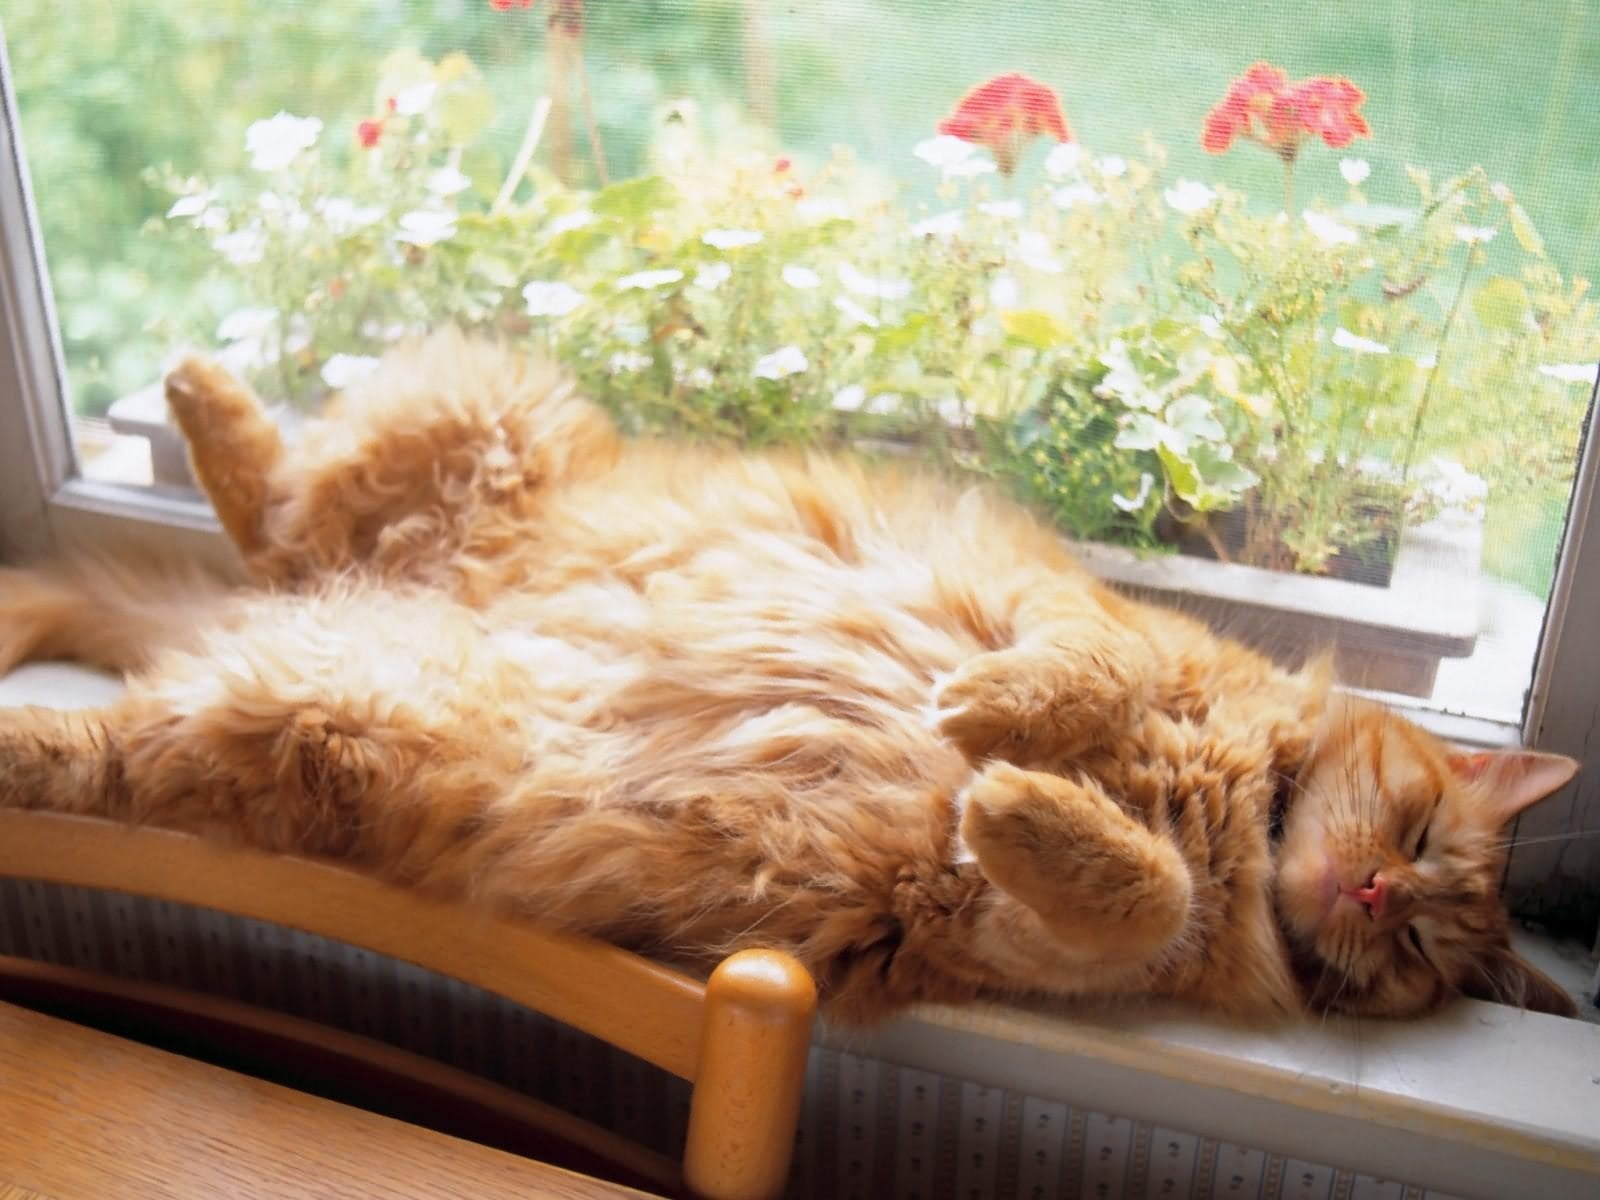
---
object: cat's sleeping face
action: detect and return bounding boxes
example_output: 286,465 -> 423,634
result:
1273,698 -> 1579,1019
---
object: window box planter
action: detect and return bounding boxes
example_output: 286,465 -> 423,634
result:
1073,509 -> 1483,698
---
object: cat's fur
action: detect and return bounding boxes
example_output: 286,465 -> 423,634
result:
0,331 -> 1578,1022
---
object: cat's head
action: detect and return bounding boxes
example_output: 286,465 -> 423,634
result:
1273,696 -> 1579,1019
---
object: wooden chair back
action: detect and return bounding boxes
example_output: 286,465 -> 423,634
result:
0,809 -> 816,1200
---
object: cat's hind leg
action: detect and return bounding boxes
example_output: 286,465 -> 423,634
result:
959,761 -> 1192,967
164,357 -> 286,561
170,331 -> 622,590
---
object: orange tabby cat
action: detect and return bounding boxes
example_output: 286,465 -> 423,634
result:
0,331 -> 1578,1022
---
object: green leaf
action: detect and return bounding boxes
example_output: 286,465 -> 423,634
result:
1339,203 -> 1419,230
1404,165 -> 1432,205
436,77 -> 494,147
1114,412 -> 1166,452
874,312 -> 932,355
1190,444 -> 1258,493
593,175 -> 679,223
1156,444 -> 1203,505
1508,202 -> 1545,257
998,309 -> 1069,350
1165,394 -> 1224,442
1472,277 -> 1531,332
467,253 -> 517,288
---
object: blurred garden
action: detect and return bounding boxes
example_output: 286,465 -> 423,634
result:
6,0 -> 1598,598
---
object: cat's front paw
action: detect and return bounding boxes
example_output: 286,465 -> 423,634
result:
932,649 -> 1100,762
960,762 -> 1191,966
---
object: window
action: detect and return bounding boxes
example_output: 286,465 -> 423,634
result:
2,3 -> 1597,927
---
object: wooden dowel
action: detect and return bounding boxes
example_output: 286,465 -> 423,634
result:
682,949 -> 816,1200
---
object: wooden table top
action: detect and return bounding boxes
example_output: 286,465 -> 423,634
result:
0,1000 -> 653,1199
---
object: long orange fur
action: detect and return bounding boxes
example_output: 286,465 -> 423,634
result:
0,331 -> 1578,1022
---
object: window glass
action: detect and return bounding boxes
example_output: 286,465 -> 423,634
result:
8,0 -> 1597,724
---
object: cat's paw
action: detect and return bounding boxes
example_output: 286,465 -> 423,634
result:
960,762 -> 1191,965
932,649 -> 1100,762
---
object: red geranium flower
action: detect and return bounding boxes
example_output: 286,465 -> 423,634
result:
356,119 -> 383,149
1202,61 -> 1369,161
489,0 -> 535,9
937,72 -> 1072,175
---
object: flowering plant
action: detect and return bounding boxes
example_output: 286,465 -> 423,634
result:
155,61 -> 1597,579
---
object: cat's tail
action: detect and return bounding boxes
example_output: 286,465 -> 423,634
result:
0,554 -> 233,676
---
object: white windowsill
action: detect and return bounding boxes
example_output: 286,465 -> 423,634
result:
3,662 -> 1597,1197
826,994 -> 1600,1200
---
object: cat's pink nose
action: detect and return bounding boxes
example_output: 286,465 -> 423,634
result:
1341,874 -> 1388,918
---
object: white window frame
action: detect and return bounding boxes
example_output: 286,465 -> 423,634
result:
1,37 -> 1597,937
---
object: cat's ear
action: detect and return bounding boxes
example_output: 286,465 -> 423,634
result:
1461,943 -> 1578,1018
1447,749 -> 1579,825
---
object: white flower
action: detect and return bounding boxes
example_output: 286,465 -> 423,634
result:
838,262 -> 910,301
1332,327 -> 1390,355
831,385 -> 867,412
217,306 -> 280,344
319,354 -> 381,390
796,197 -> 849,223
317,196 -> 384,233
911,210 -> 964,239
1096,154 -> 1127,178
616,268 -> 684,291
392,81 -> 437,117
1198,314 -> 1224,340
166,191 -> 215,220
1164,180 -> 1217,215
1303,210 -> 1360,246
1112,472 -> 1155,513
914,134 -> 977,170
214,307 -> 286,370
1043,142 -> 1082,180
1454,224 -> 1497,244
522,280 -> 585,318
945,155 -> 998,179
684,366 -> 715,389
782,265 -> 820,289
915,133 -> 997,177
833,296 -> 880,329
212,228 -> 266,266
1414,353 -> 1438,370
934,396 -> 969,427
1015,231 -> 1061,274
978,200 -> 1023,220
394,209 -> 458,246
701,228 -> 762,250
1417,457 -> 1488,511
425,166 -> 472,197
1052,184 -> 1103,211
1538,362 -> 1598,385
245,112 -> 322,171
989,273 -> 1020,309
1339,157 -> 1371,186
256,190 -> 311,232
692,262 -> 732,291
1491,181 -> 1513,204
547,209 -> 595,236
753,345 -> 808,380
607,351 -> 652,374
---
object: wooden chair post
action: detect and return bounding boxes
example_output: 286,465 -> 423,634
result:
682,948 -> 816,1200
